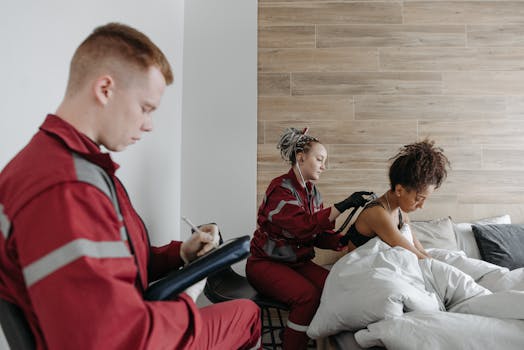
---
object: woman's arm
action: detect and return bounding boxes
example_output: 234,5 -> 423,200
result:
412,233 -> 431,258
403,214 -> 431,258
263,187 -> 334,241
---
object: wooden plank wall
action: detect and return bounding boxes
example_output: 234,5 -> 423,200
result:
257,0 -> 524,223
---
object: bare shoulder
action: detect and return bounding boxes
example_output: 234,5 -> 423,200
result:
360,203 -> 390,221
355,204 -> 391,234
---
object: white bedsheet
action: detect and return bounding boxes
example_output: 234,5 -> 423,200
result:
355,311 -> 524,350
307,237 -> 524,348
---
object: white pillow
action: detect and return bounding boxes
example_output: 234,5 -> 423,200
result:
409,217 -> 458,251
453,214 -> 511,259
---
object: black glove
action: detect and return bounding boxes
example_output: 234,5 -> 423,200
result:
339,232 -> 351,246
334,191 -> 375,213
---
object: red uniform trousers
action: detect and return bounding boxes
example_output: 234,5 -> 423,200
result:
196,299 -> 262,350
246,258 -> 328,350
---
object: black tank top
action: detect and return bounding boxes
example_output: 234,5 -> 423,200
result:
343,201 -> 403,248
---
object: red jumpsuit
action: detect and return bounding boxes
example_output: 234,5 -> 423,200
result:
246,169 -> 343,349
0,115 -> 261,350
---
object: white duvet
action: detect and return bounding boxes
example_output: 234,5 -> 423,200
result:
307,226 -> 524,349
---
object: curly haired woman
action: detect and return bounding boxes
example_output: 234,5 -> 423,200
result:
340,139 -> 451,259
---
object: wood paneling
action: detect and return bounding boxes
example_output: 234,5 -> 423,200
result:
258,96 -> 354,121
380,47 -> 524,71
264,120 -> 417,144
483,146 -> 524,170
404,2 -> 524,24
505,96 -> 524,119
444,170 -> 524,193
438,144 -> 481,170
258,1 -> 524,223
459,192 -> 524,204
468,25 -> 524,47
419,120 -> 524,145
292,72 -> 442,95
355,95 -> 505,120
258,73 -> 290,96
328,144 -> 399,170
259,26 -> 315,48
257,144 -> 290,172
259,2 -> 403,25
328,144 -> 481,171
316,169 -> 389,196
257,121 -> 265,144
443,71 -> 524,95
259,48 -> 378,72
318,24 -> 465,48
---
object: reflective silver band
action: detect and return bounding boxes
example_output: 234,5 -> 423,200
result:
247,337 -> 261,350
268,200 -> 300,222
0,204 -> 10,238
23,238 -> 131,287
287,319 -> 309,332
73,152 -> 128,243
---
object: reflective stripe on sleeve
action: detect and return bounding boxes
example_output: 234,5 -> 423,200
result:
23,238 -> 131,287
0,204 -> 10,238
286,319 -> 309,332
268,200 -> 300,222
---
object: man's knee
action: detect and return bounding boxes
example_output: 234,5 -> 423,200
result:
233,299 -> 260,322
230,299 -> 261,349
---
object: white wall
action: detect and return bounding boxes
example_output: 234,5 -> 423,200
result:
181,1 -> 258,244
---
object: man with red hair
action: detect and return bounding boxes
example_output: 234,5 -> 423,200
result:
0,22 -> 260,350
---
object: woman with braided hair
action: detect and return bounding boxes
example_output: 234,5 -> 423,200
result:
340,139 -> 451,259
247,127 -> 373,349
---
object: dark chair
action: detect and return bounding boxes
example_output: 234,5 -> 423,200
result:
204,230 -> 319,349
204,265 -> 289,349
0,297 -> 35,350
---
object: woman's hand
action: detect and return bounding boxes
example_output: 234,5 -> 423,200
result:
334,191 -> 375,213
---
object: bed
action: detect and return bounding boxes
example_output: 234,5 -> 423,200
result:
309,214 -> 524,350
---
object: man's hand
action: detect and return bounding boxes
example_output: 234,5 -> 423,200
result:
180,224 -> 219,263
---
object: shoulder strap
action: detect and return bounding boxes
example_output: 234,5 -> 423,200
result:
336,193 -> 378,234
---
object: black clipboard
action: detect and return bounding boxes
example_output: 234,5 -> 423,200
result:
144,235 -> 251,301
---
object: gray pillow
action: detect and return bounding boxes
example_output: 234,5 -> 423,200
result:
453,214 -> 511,259
410,217 -> 457,251
471,224 -> 524,270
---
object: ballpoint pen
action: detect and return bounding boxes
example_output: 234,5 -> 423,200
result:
181,216 -> 205,235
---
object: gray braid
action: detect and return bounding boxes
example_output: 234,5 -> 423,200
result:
277,127 -> 319,165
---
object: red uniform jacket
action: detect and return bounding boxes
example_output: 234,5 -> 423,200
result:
250,169 -> 343,264
0,115 -> 201,349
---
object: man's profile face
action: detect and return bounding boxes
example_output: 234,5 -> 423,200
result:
100,66 -> 166,152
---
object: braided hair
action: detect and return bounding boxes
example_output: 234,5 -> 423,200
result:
389,139 -> 451,193
277,127 -> 320,165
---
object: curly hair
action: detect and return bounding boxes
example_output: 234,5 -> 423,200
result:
388,139 -> 451,193
277,127 -> 320,165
